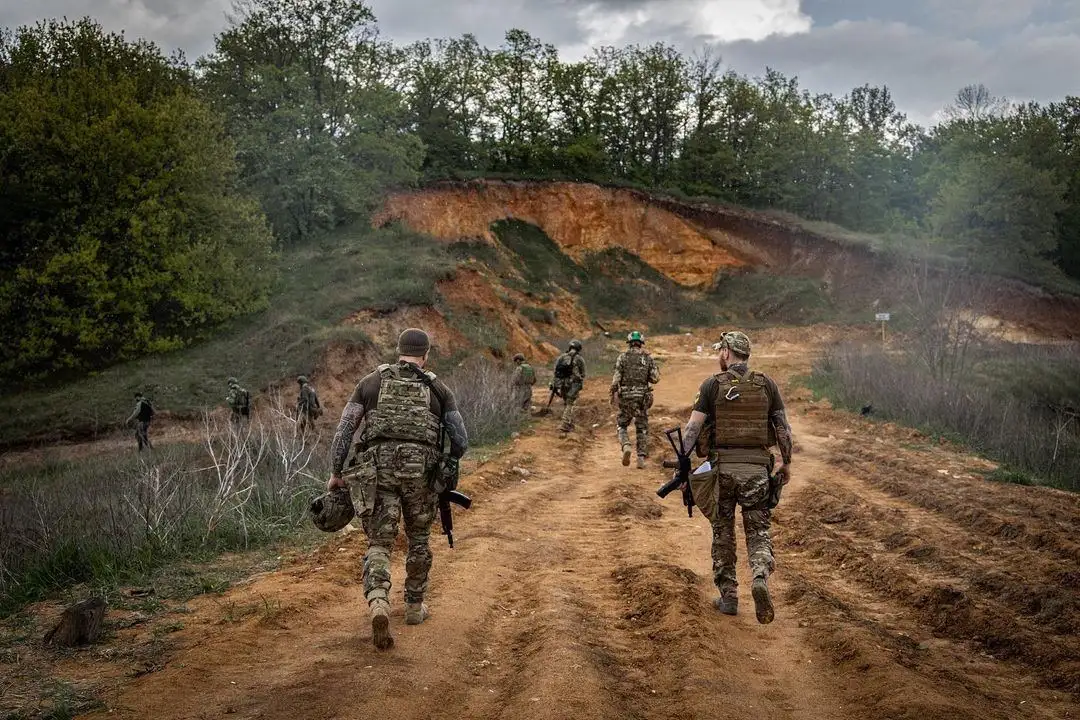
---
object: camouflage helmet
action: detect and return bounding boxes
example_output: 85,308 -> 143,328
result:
309,488 -> 356,533
297,375 -> 308,385
512,353 -> 525,363
227,376 -> 238,387
718,331 -> 752,357
626,330 -> 644,345
568,339 -> 583,352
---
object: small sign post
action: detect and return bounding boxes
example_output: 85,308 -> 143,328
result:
875,312 -> 891,345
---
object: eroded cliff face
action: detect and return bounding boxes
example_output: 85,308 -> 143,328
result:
376,182 -> 748,286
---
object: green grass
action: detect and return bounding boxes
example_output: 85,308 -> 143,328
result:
0,223 -> 456,447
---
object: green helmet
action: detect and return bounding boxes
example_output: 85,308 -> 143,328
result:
568,339 -> 583,352
309,488 -> 356,533
719,331 -> 752,357
297,375 -> 308,385
626,331 -> 644,345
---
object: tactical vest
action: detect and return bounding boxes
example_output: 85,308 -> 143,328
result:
619,351 -> 652,387
361,364 -> 442,448
711,369 -> 770,449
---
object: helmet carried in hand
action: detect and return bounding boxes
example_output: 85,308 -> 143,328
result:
309,487 -> 356,532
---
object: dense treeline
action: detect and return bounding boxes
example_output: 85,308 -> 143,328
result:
3,0 -> 1079,380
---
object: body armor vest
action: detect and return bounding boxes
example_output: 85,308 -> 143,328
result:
619,351 -> 652,387
361,364 -> 442,448
711,369 -> 770,448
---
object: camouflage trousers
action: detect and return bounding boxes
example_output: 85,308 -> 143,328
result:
615,391 -> 651,456
555,380 -> 582,430
710,462 -> 774,594
362,443 -> 438,605
512,386 -> 532,411
135,421 -> 152,451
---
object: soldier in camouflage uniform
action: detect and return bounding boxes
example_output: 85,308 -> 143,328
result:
125,392 -> 155,451
550,339 -> 586,432
327,328 -> 469,650
610,331 -> 660,469
675,331 -> 793,624
226,377 -> 250,425
510,353 -> 536,411
295,375 -> 322,436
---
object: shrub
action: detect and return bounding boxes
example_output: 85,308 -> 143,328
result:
443,356 -> 526,447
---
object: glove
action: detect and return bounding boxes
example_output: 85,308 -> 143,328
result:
440,456 -> 460,493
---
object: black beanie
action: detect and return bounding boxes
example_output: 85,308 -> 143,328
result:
397,328 -> 431,356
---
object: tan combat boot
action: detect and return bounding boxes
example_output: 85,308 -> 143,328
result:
405,602 -> 430,625
752,577 -> 774,625
621,444 -> 632,466
636,454 -> 646,469
370,599 -> 394,649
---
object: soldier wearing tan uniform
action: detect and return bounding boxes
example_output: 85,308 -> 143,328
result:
610,331 -> 660,469
675,331 -> 793,624
327,329 -> 469,649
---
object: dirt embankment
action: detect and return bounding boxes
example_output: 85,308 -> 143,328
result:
376,180 -> 1080,340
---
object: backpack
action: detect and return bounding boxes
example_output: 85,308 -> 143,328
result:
554,354 -> 574,379
138,398 -> 155,422
519,363 -> 536,385
240,389 -> 251,416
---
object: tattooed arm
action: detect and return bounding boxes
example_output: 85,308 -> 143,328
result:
327,401 -> 365,489
680,411 -> 707,455
444,409 -> 469,459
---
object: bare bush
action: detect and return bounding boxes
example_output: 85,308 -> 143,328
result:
0,405 -> 326,611
443,356 -> 526,446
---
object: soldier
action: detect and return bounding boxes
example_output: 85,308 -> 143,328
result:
295,375 -> 322,435
509,353 -> 536,411
611,331 -> 660,469
549,339 -> 586,432
126,392 -> 155,451
327,328 -> 469,650
226,377 -> 251,425
674,331 -> 793,624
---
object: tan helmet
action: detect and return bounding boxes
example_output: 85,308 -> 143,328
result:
309,488 -> 356,532
718,331 -> 752,357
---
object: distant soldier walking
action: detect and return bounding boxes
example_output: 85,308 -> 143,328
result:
550,339 -> 585,432
126,392 -> 155,451
226,377 -> 251,425
510,353 -> 536,411
674,331 -> 793,624
295,375 -> 322,435
327,328 -> 469,650
611,331 -> 659,469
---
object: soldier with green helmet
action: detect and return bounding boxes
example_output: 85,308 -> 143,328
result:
226,377 -> 251,425
611,331 -> 660,469
295,375 -> 322,435
673,330 -> 793,624
550,339 -> 586,432
326,328 -> 469,650
510,353 -> 536,411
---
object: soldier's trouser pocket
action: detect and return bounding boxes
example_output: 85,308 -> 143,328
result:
344,448 -> 378,517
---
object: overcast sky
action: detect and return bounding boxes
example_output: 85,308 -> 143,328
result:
3,0 -> 1079,126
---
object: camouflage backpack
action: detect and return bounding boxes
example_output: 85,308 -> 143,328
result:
554,353 -> 574,379
361,363 -> 442,448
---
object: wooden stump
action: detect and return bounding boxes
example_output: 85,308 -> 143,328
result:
44,597 -> 106,647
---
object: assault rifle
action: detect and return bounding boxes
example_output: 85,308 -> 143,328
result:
539,383 -> 559,416
657,427 -> 695,517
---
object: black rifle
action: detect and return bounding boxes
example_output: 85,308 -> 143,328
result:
407,363 -> 472,547
439,490 -> 472,548
657,427 -> 694,517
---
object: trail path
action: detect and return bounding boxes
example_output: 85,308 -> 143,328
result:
65,330 -> 1077,719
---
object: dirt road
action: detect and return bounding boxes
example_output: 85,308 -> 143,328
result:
65,330 -> 1077,719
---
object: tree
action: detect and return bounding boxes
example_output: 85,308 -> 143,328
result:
0,19 -> 275,381
945,83 -> 1010,121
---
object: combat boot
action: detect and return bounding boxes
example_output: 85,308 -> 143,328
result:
405,602 -> 429,625
752,577 -> 774,625
370,599 -> 394,649
621,444 -> 632,466
636,454 -> 646,469
713,589 -> 738,615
